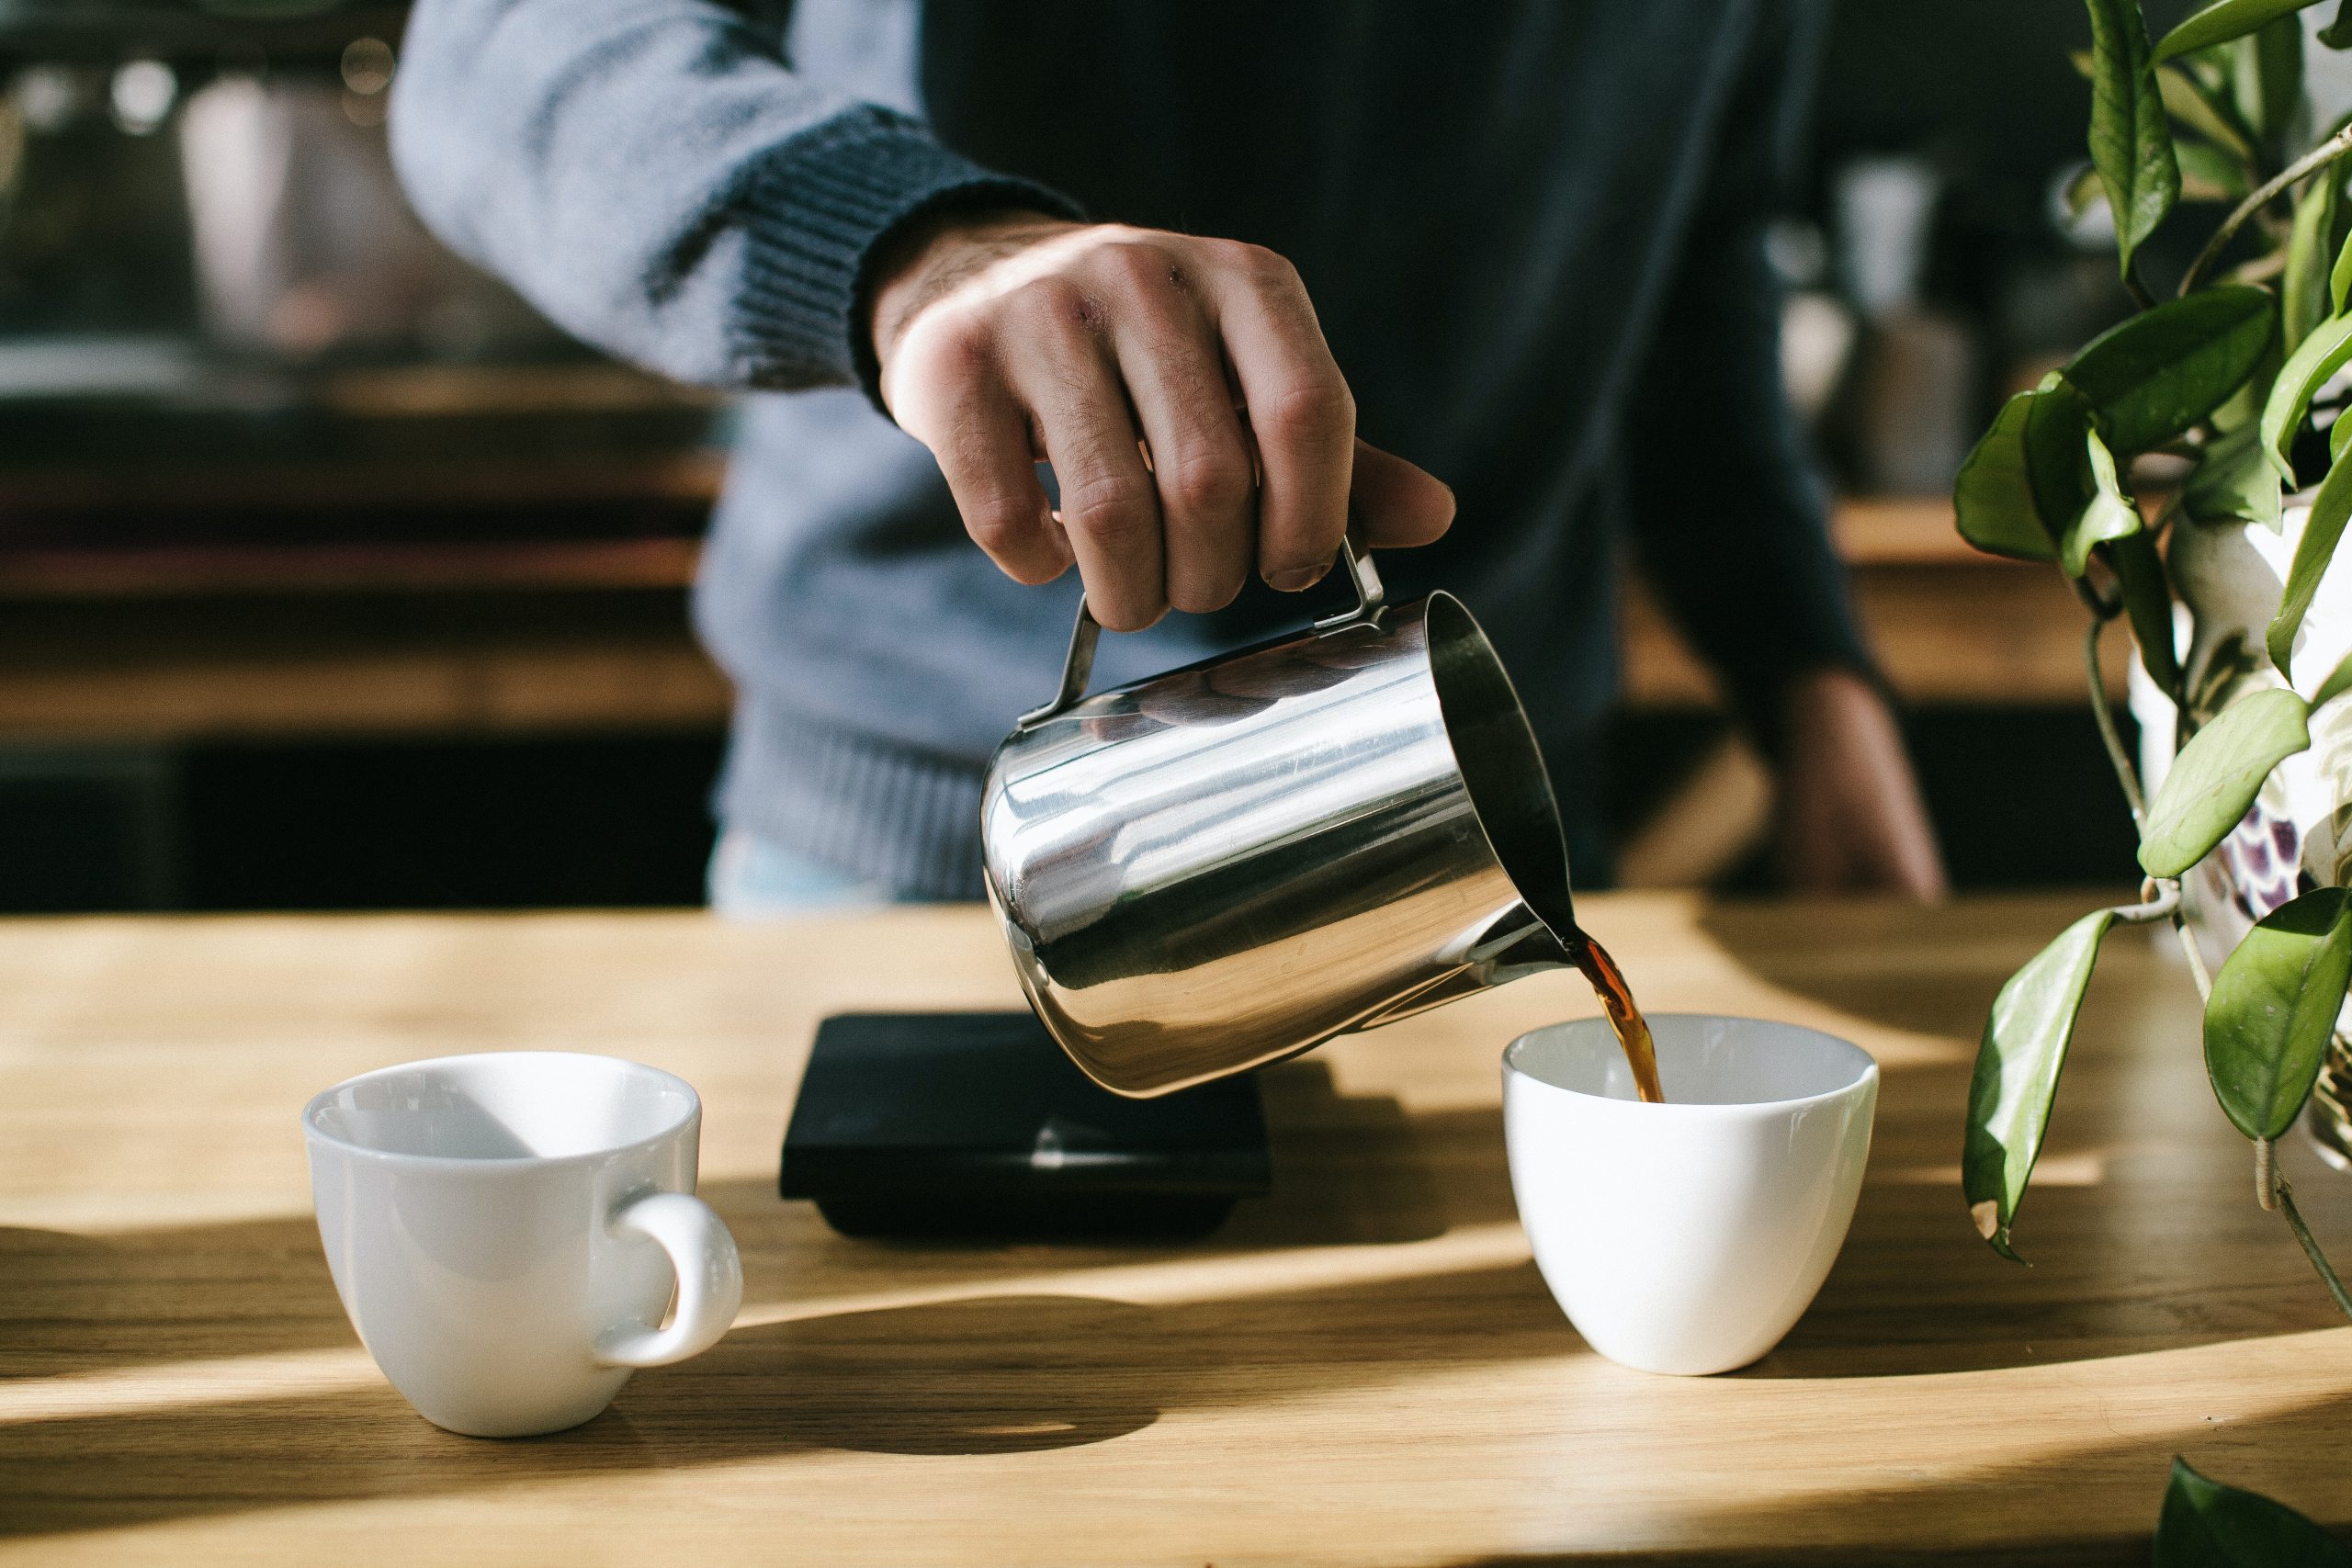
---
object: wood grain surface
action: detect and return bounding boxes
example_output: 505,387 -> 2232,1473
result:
2,894 -> 2347,1564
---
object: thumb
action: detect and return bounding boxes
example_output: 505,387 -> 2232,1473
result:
1348,439 -> 1455,547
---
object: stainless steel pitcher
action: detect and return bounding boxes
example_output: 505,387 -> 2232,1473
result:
981,543 -> 1577,1098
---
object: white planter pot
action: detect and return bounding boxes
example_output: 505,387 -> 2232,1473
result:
2132,499 -> 2352,1167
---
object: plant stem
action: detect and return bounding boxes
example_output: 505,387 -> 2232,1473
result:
2181,121 -> 2352,297
2173,908 -> 2215,1003
2273,1175 -> 2352,1325
2068,564 -> 2123,622
2109,878 -> 2181,924
2085,618 -> 2148,826
2257,1135 -> 2278,1211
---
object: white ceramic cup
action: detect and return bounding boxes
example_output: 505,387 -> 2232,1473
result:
303,1052 -> 744,1437
1503,1013 -> 1878,1376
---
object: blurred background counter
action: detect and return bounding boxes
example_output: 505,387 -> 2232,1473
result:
0,1 -> 2177,912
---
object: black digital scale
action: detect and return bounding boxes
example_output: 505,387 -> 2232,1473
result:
778,1011 -> 1272,1239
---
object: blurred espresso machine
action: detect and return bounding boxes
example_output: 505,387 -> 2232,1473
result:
0,0 -> 560,371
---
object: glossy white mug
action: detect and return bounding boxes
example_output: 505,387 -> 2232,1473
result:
303,1052 -> 743,1437
1503,1014 -> 1877,1375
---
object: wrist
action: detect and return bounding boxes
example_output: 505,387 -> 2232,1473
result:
1762,662 -> 1890,767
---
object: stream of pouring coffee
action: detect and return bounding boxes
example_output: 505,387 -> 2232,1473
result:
1567,934 -> 1666,1104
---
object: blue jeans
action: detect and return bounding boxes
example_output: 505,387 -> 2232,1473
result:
706,830 -> 902,918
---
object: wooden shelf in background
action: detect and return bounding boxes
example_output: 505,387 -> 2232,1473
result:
1625,493 -> 2118,710
0,449 -> 729,517
0,592 -> 733,741
0,491 -> 2105,743
0,538 -> 703,600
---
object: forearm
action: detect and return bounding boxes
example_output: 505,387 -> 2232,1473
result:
389,0 -> 1076,392
1624,220 -> 1873,737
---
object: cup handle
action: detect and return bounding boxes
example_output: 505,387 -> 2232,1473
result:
594,1190 -> 744,1369
1014,526 -> 1386,731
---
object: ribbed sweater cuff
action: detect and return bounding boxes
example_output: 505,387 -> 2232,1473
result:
733,107 -> 1082,405
718,702 -> 988,901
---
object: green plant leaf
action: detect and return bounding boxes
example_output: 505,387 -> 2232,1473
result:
2286,166 -> 2342,351
2336,410 -> 2352,459
2186,418 -> 2287,526
2088,0 -> 2184,278
1953,383 -> 2096,561
2214,321 -> 2284,435
2064,161 -> 2107,220
2267,441 -> 2352,672
2064,285 -> 2276,453
1963,910 -> 2116,1261
2139,686 -> 2312,875
2156,0 -> 2325,61
2156,1457 -> 2352,1567
2240,13 -> 2308,155
2176,139 -> 2254,202
2259,311 -> 2352,479
2063,427 -> 2144,577
2159,63 -> 2265,164
1954,394 -> 2062,561
2312,645 -> 2352,704
2110,529 -> 2184,690
2334,222 -> 2352,312
2029,378 -> 2099,517
2206,888 -> 2352,1141
2326,0 -> 2352,48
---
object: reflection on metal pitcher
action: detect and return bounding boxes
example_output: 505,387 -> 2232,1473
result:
983,540 -> 1577,1097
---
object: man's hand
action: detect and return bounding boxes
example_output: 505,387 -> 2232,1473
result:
1773,667 -> 1948,899
870,214 -> 1456,631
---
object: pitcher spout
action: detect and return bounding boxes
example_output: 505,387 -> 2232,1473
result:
1355,905 -> 1571,1031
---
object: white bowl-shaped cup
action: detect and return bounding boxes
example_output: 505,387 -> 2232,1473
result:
1503,1014 -> 1877,1375
303,1052 -> 743,1437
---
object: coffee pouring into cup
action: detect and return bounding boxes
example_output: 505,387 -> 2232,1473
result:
981,536 -> 1661,1101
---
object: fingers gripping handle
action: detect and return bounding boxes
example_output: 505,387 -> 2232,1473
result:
595,1190 -> 743,1369
1310,532 -> 1387,634
1017,604 -> 1102,731
1017,532 -> 1385,730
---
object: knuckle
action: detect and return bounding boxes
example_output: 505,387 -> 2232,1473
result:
961,500 -> 1035,554
1159,450 -> 1251,519
894,304 -> 991,381
1224,240 -> 1292,281
1059,474 -> 1157,542
1012,276 -> 1088,327
924,317 -> 995,382
1095,238 -> 1172,288
1259,375 -> 1354,445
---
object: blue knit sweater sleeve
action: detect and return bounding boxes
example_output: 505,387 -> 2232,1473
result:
388,0 -> 1080,396
1621,0 -> 1874,738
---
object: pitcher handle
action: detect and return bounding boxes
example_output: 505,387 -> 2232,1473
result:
1016,531 -> 1385,730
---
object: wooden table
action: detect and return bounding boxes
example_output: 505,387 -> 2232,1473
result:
4,894 -> 2347,1563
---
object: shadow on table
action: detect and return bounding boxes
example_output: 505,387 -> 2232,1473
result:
12,1322 -> 2352,1553
12,1032 -> 2334,1418
0,1215 -> 355,1382
1444,1540 -> 2151,1566
0,1059 -> 1489,1391
0,1252 -> 1570,1537
1696,897 -> 2352,1379
1427,1387 -> 2352,1564
1693,896 -> 2061,1041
